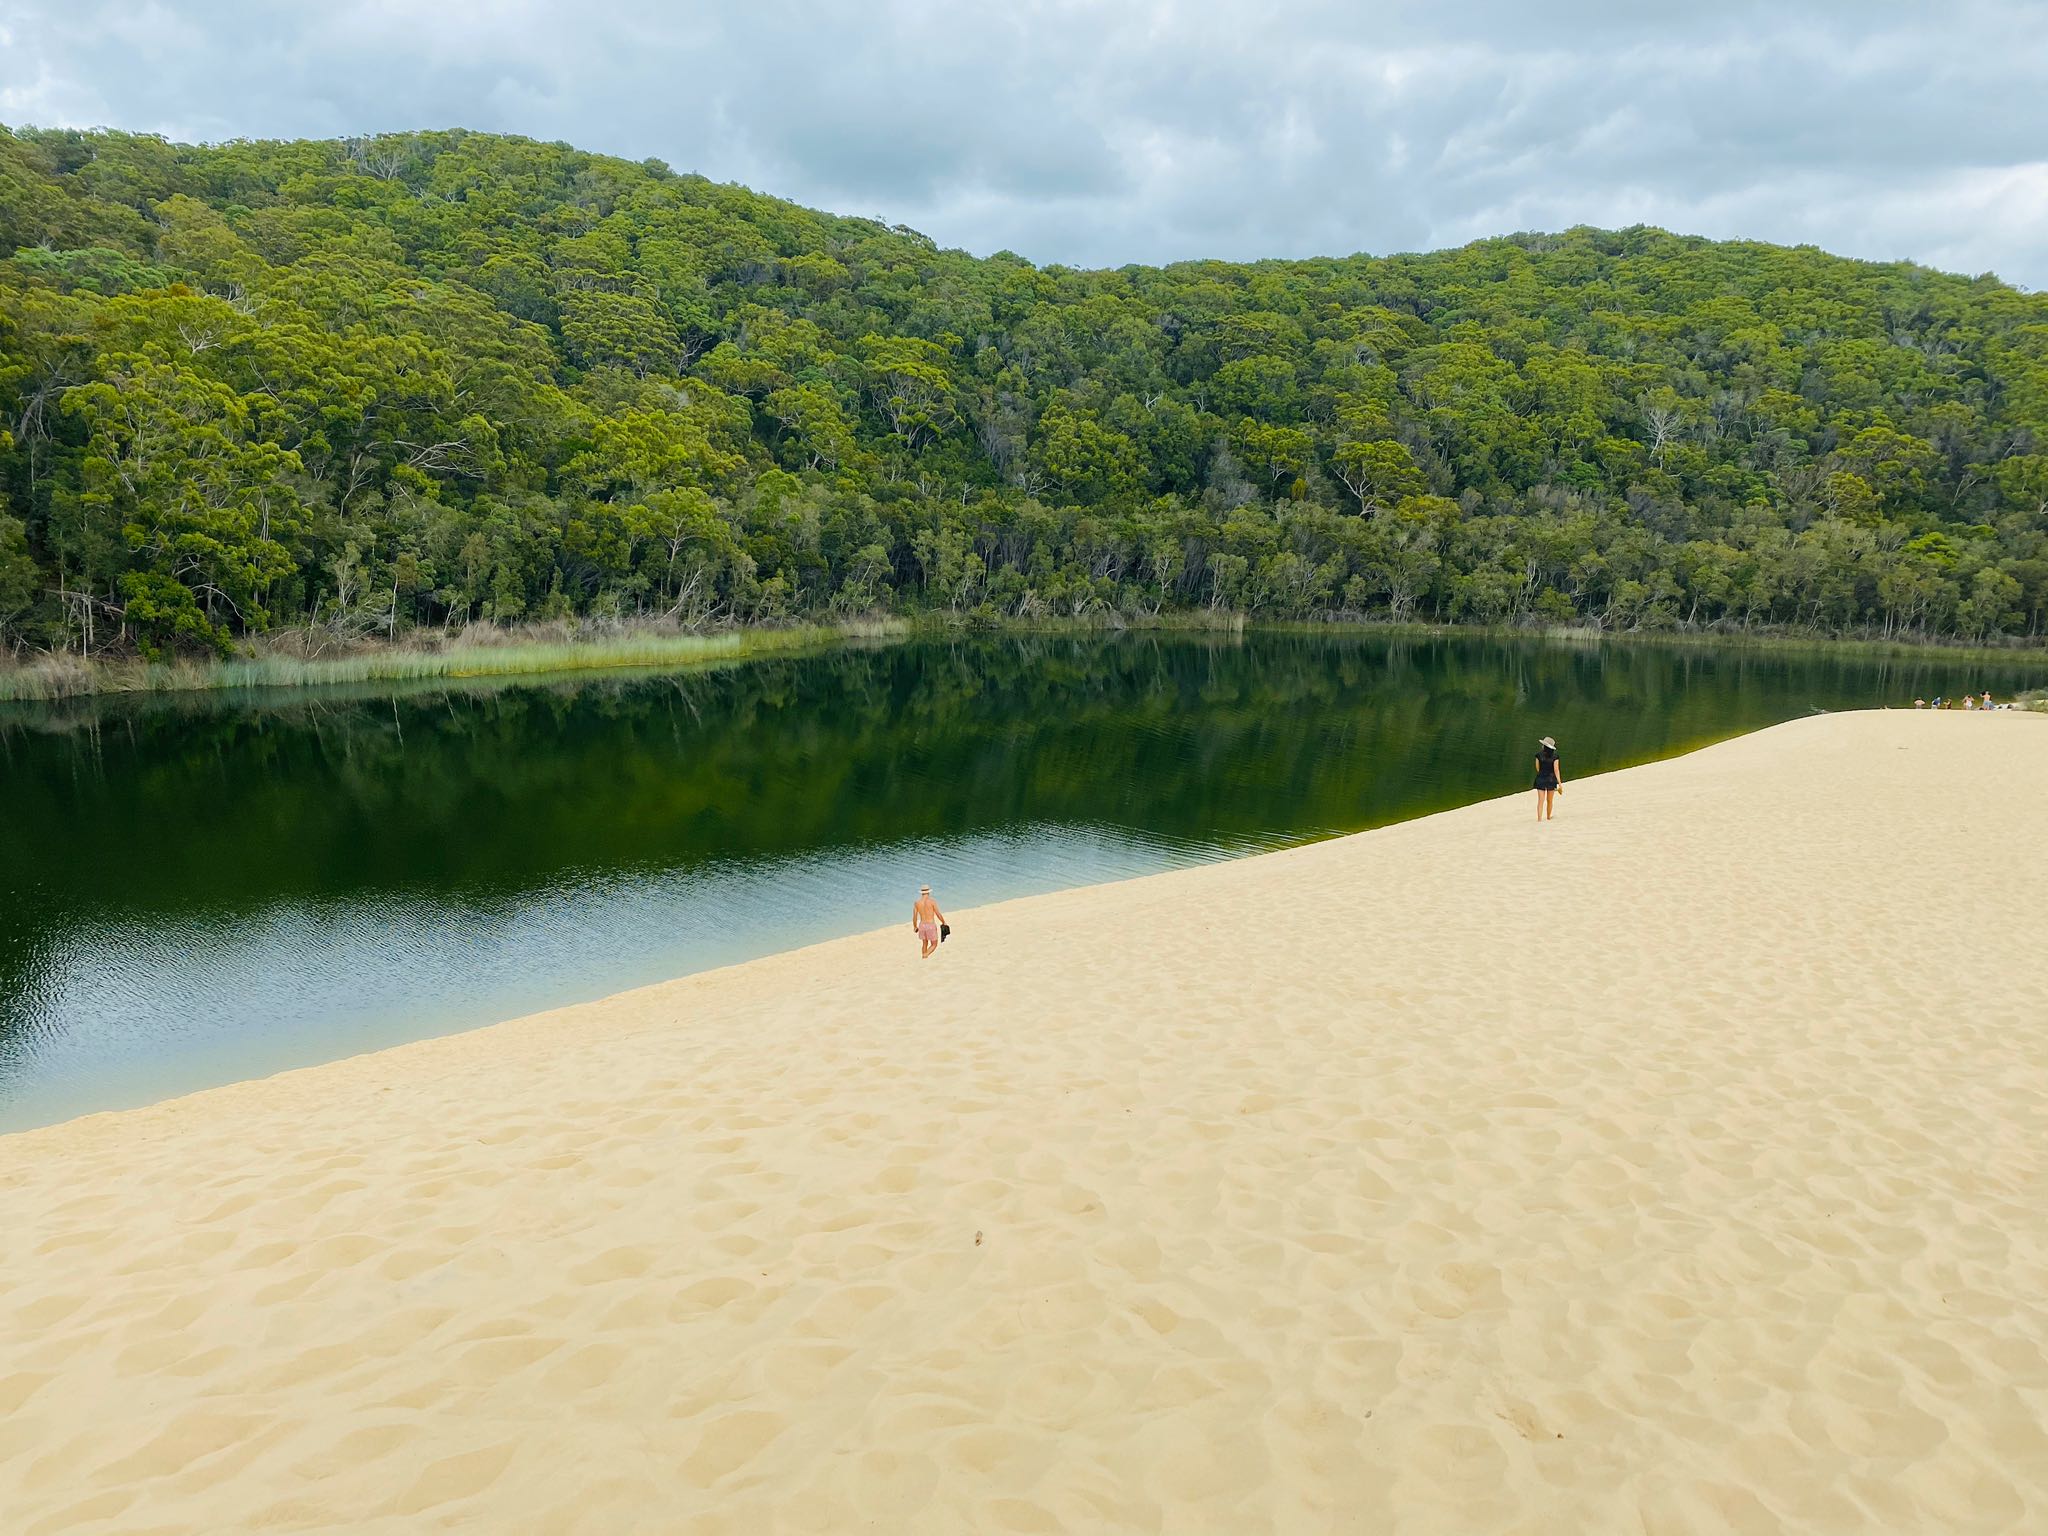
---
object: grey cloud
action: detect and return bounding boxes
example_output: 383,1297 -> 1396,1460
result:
1,0 -> 2043,286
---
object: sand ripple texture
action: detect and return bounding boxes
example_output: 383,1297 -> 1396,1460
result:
3,710 -> 2046,1534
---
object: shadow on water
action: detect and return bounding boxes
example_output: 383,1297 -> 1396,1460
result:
1,631 -> 2038,1129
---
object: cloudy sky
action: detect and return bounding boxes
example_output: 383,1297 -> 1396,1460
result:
3,1 -> 2045,286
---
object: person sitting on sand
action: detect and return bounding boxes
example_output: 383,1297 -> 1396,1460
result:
1533,736 -> 1563,821
1914,698 -> 1927,709
912,885 -> 947,959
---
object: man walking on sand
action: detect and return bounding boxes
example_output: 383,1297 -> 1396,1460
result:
912,885 -> 947,959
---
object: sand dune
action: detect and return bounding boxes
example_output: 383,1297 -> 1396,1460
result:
3,709 -> 2046,1533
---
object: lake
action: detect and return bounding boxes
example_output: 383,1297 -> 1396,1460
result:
1,632 -> 2036,1131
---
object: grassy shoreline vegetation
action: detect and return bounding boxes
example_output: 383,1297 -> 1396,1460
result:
0,617 -> 904,701
4,125 -> 2048,688
4,610 -> 2042,704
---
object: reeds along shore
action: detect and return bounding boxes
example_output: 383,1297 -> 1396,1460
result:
0,619 -> 905,702
5,612 -> 2046,703
1,710 -> 2045,1532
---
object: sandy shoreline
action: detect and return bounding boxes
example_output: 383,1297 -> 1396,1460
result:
4,710 -> 2046,1532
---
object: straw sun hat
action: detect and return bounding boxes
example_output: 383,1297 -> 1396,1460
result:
1539,736 -> 1556,749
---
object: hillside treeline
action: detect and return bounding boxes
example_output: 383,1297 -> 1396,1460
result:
2,125 -> 2046,657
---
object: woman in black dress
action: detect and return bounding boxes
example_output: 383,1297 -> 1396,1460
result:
1532,736 -> 1563,821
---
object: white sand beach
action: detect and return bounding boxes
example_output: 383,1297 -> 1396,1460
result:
3,709 -> 2045,1534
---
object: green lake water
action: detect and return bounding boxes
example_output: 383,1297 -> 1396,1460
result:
1,632 -> 2037,1131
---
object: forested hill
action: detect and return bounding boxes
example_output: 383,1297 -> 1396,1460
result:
2,125 -> 2046,657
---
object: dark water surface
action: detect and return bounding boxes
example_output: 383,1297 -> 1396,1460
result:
2,633 -> 2036,1130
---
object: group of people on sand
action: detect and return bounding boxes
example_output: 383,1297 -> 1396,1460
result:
1914,691 -> 2004,710
913,733 -> 1571,954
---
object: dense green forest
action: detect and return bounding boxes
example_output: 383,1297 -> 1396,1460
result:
3,124 -> 2047,659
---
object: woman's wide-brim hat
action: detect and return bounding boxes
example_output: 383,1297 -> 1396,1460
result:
1539,737 -> 1556,749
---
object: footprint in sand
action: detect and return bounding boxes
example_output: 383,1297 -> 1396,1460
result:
754,1341 -> 852,1397
385,1440 -> 520,1516
569,1246 -> 657,1284
24,1489 -> 139,1536
13,1294 -> 87,1328
681,1409 -> 785,1488
0,1370 -> 55,1415
545,1341 -> 629,1393
454,1334 -> 563,1382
